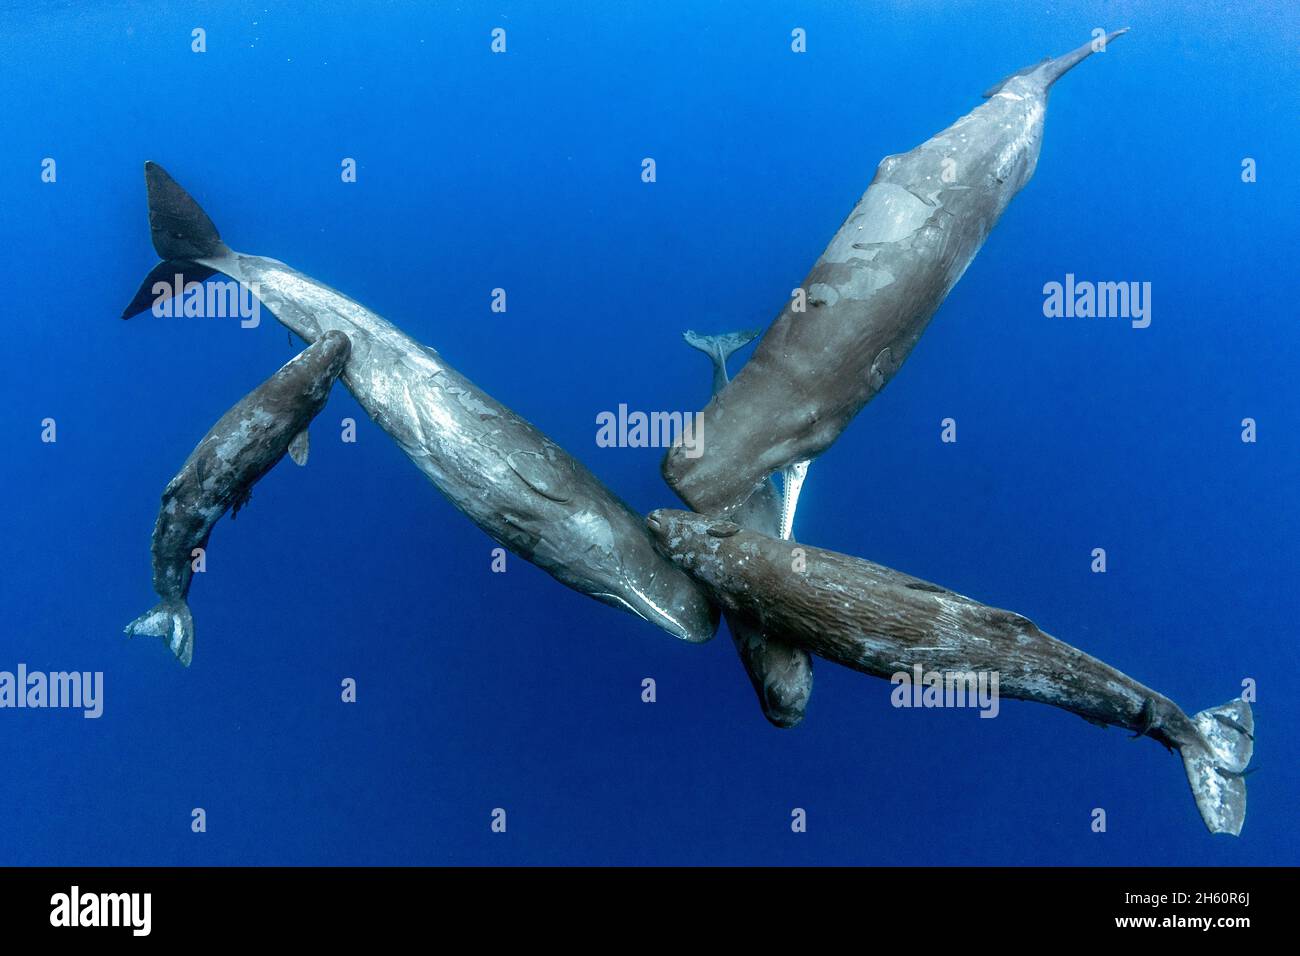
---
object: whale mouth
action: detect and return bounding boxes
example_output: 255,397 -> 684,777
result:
591,586 -> 707,644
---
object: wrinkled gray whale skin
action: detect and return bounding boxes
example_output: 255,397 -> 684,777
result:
646,508 -> 1256,835
664,30 -> 1128,513
684,330 -> 813,727
125,331 -> 352,666
123,162 -> 717,645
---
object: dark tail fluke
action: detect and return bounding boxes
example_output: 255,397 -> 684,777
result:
122,162 -> 231,319
124,599 -> 195,667
121,259 -> 219,319
1179,698 -> 1254,835
143,161 -> 230,260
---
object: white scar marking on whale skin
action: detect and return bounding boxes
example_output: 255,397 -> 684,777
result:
807,282 -> 840,307
832,183 -> 934,252
399,384 -> 425,446
839,265 -> 896,300
990,97 -> 1046,187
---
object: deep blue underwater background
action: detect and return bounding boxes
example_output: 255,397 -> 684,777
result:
0,0 -> 1295,866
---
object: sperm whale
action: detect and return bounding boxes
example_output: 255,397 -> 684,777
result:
647,508 -> 1254,835
125,331 -> 352,665
663,30 -> 1130,512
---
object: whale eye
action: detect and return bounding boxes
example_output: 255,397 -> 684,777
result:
706,521 -> 740,538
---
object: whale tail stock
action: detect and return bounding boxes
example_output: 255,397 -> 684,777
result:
1177,698 -> 1254,835
124,599 -> 195,667
982,28 -> 1129,98
121,161 -> 231,319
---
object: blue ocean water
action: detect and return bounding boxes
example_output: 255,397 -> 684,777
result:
0,0 -> 1295,866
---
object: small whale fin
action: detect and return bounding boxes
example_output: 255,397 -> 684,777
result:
231,485 -> 252,518
1179,698 -> 1254,835
683,328 -> 763,394
142,161 -> 230,260
288,429 -> 310,466
124,599 -> 195,667
1130,696 -> 1156,738
983,28 -> 1128,97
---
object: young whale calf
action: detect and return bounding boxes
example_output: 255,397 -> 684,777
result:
664,30 -> 1129,513
646,508 -> 1255,835
125,331 -> 352,665
122,162 -> 718,645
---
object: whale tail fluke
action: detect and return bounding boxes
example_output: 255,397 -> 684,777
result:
122,161 -> 231,319
683,328 -> 763,393
683,328 -> 762,366
124,599 -> 195,667
1179,698 -> 1254,835
143,161 -> 229,260
121,259 -> 220,319
983,28 -> 1128,98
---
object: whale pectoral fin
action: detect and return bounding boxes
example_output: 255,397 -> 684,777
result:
231,485 -> 252,518
506,448 -> 574,503
288,429 -> 310,466
1130,696 -> 1156,738
868,347 -> 895,394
